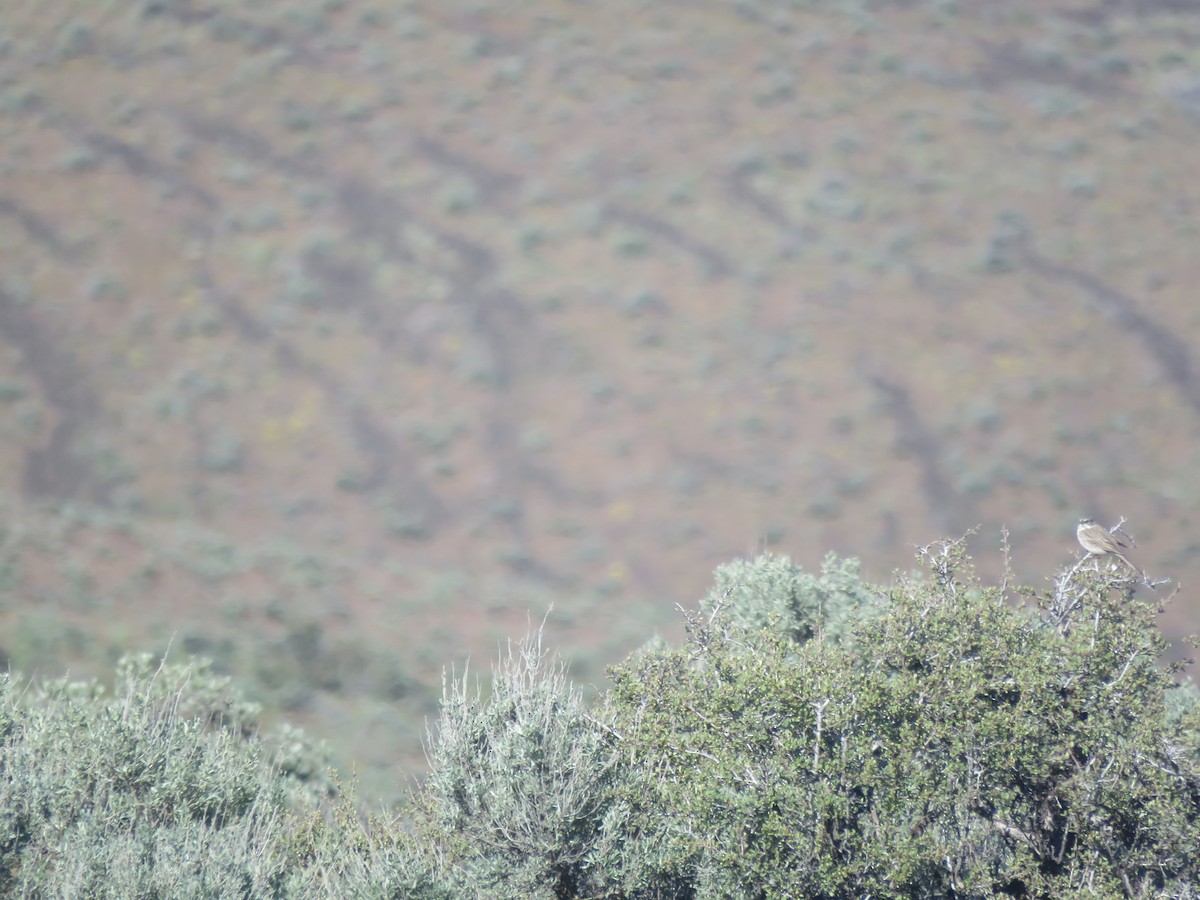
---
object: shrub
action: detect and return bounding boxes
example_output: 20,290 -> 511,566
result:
0,654 -> 448,898
698,550 -> 880,644
597,542 -> 1200,898
418,631 -> 619,899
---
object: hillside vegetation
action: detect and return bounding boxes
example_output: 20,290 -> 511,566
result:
3,0 -> 1200,800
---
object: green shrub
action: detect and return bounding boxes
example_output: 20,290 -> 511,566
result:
597,543 -> 1200,898
418,632 -> 619,899
698,551 -> 880,645
0,654 -> 448,898
4,542 -> 1196,899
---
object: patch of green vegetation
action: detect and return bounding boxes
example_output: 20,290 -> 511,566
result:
409,545 -> 1200,896
0,655 -> 445,897
383,504 -> 432,540
199,428 -> 245,473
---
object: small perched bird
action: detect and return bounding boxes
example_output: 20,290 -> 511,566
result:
1076,517 -> 1139,574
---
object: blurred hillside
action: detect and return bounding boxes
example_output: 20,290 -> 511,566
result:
2,0 -> 1199,803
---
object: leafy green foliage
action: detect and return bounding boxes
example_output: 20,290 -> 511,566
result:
595,544 -> 1200,898
0,654 -> 448,898
414,546 -> 1199,898
699,551 -> 880,644
2,545 -> 1197,898
419,632 -> 619,899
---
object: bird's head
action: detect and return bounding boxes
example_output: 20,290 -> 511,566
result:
1078,517 -> 1095,526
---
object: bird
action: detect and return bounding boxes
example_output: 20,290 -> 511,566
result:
1076,517 -> 1140,575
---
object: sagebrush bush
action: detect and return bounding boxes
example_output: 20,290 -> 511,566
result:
698,551 -> 880,644
418,631 -> 619,899
0,654 -> 449,898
